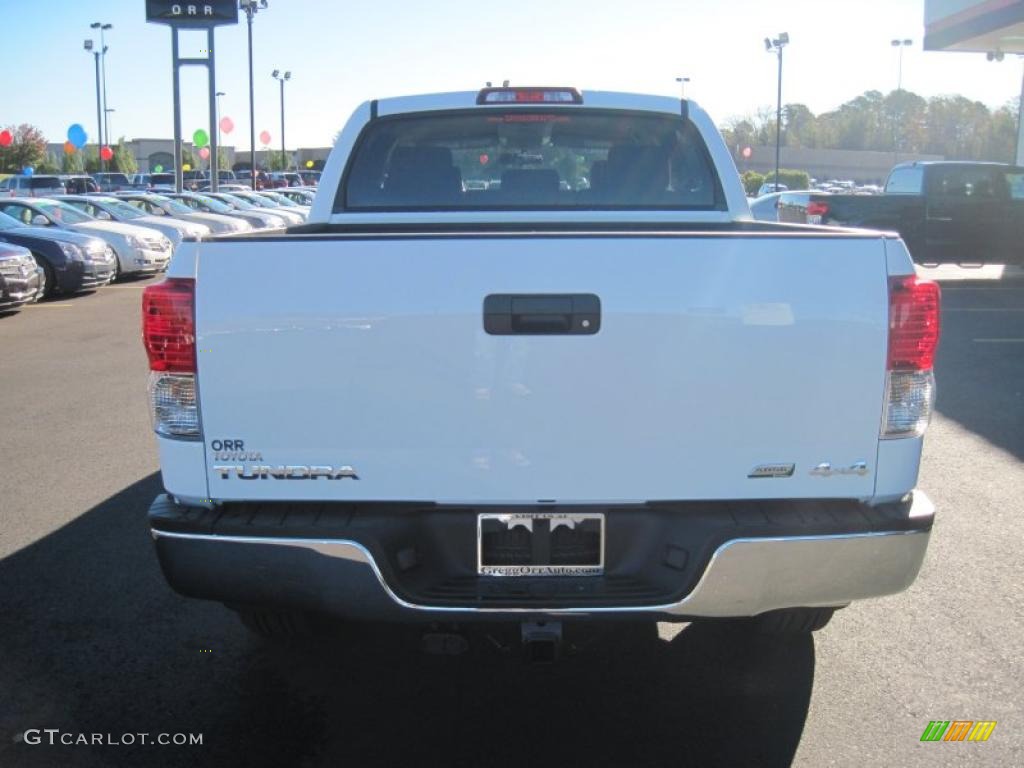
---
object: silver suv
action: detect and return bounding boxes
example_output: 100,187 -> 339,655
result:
0,175 -> 67,198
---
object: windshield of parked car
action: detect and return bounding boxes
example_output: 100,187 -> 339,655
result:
183,195 -> 234,214
342,109 -> 722,211
235,193 -> 278,208
98,199 -> 147,219
262,192 -> 300,207
0,210 -> 25,230
148,195 -> 195,215
214,194 -> 255,210
32,200 -> 95,224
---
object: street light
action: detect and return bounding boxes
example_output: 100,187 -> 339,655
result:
765,32 -> 789,192
91,23 -> 112,159
105,108 -> 115,145
675,76 -> 690,99
890,39 -> 913,162
891,39 -> 913,91
83,39 -> 103,170
215,91 -> 226,178
240,0 -> 268,189
272,70 -> 291,171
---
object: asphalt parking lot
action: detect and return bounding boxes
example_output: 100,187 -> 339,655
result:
0,272 -> 1021,768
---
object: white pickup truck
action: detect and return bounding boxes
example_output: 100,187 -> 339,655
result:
143,87 -> 939,646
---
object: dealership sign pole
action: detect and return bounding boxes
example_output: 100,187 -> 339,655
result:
146,1 -> 238,193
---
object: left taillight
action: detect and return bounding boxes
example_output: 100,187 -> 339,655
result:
805,201 -> 830,217
143,278 -> 201,439
881,275 -> 941,439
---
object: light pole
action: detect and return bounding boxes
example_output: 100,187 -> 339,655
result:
891,38 -> 913,91
105,108 -> 115,145
272,70 -> 291,170
240,1 -> 268,189
675,76 -> 690,99
91,23 -> 112,156
216,90 -> 225,179
83,39 -> 103,171
765,33 -> 789,192
891,39 -> 913,162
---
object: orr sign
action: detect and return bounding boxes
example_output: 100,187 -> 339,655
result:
145,1 -> 238,26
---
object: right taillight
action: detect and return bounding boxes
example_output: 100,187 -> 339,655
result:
805,201 -> 830,217
882,276 -> 941,438
143,278 -> 201,439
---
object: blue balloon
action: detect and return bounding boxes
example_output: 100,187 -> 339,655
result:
67,123 -> 88,149
22,166 -> 34,177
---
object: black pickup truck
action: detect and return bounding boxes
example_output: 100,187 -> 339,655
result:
776,161 -> 1024,264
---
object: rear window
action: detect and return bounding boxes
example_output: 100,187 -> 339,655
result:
29,176 -> 65,190
884,167 -> 923,195
338,109 -> 723,212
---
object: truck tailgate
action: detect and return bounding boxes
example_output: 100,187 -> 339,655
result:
196,233 -> 888,503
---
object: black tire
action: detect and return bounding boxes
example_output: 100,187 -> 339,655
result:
34,256 -> 55,299
232,605 -> 318,641
749,607 -> 836,635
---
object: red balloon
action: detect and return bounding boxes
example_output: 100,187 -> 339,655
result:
259,130 -> 271,146
100,146 -> 114,161
0,129 -> 12,148
198,147 -> 211,160
219,116 -> 234,135
479,154 -> 489,165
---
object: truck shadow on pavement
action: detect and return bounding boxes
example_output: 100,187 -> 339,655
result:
932,280 -> 1024,460
0,473 -> 814,768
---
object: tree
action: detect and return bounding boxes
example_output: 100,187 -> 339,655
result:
36,153 -> 61,174
181,147 -> 197,171
62,148 -> 85,174
782,103 -> 817,147
216,147 -> 230,171
0,124 -> 48,173
111,138 -> 137,174
265,150 -> 288,171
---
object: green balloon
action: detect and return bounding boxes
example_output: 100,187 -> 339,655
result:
154,165 -> 164,173
192,129 -> 209,148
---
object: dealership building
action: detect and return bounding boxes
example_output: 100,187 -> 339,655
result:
926,0 -> 1024,164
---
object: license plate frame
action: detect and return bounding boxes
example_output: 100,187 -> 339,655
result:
477,512 -> 605,577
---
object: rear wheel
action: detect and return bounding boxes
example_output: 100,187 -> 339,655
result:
747,607 -> 836,635
231,605 -> 319,641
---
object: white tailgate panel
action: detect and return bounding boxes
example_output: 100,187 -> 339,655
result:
197,235 -> 887,502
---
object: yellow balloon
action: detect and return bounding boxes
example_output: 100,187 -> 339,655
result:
305,160 -> 314,169
182,164 -> 191,172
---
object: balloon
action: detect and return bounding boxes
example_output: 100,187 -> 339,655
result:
0,129 -> 12,147
22,166 -> 34,177
63,141 -> 76,155
742,147 -> 752,159
219,116 -> 234,134
259,130 -> 271,146
479,153 -> 489,165
198,147 -> 210,160
305,160 -> 314,169
67,123 -> 88,149
154,165 -> 164,173
182,164 -> 191,172
100,146 -> 114,162
193,129 -> 209,148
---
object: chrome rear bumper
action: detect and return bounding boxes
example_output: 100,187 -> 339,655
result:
150,492 -> 933,620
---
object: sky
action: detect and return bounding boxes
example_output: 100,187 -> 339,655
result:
1,0 -> 1022,152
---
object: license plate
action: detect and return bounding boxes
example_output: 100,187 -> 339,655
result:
477,512 -> 604,576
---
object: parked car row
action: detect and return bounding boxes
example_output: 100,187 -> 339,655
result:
0,182 -> 311,314
1,168 -> 319,199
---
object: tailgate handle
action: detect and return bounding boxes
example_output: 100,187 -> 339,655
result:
484,294 -> 601,335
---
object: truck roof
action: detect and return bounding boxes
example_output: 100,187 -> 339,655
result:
375,89 -> 689,118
